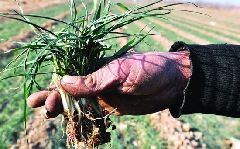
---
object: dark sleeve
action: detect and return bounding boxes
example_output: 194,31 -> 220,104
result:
169,41 -> 240,118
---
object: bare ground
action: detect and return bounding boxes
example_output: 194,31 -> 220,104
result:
0,0 -> 65,13
113,24 -> 128,47
117,8 -> 173,49
173,4 -> 240,26
168,16 -> 240,44
175,13 -> 240,35
152,19 -> 211,44
0,11 -> 70,51
0,2 -> 87,52
150,110 -> 206,149
10,108 -> 63,149
170,12 -> 240,40
0,0 -> 66,23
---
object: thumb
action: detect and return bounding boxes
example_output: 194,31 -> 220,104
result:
59,63 -> 121,97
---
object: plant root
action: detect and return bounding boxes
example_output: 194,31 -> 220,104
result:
65,107 -> 111,149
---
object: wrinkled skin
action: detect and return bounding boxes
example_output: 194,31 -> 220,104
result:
27,51 -> 190,118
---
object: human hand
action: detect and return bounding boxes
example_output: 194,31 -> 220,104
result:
27,51 -> 190,118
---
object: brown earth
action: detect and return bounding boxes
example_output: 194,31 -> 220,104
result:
0,11 -> 70,51
173,3 -> 240,26
0,3 -> 86,52
117,8 -> 173,49
118,7 -> 211,45
150,110 -> 206,149
155,112 -> 240,148
151,19 -> 211,45
169,12 -> 240,40
0,0 -> 65,13
174,12 -> 240,35
113,23 -> 128,47
10,108 -> 63,149
0,0 -> 66,23
168,15 -> 240,44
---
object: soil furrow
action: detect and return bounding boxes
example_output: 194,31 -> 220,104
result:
151,19 -> 211,44
0,0 -> 66,22
173,4 -> 240,27
0,4 -> 84,52
0,12 -> 70,51
114,27 -> 128,47
168,16 -> 240,44
171,13 -> 240,40
176,13 -> 240,35
117,7 -> 173,49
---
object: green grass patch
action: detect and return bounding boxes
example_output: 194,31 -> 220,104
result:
126,23 -> 165,52
181,12 -> 240,33
157,16 -> 221,43
0,3 -> 72,43
101,115 -> 168,149
143,18 -> 194,44
168,14 -> 240,42
181,114 -> 240,148
112,8 -> 166,51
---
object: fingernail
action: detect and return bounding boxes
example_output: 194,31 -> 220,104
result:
45,111 -> 50,119
43,108 -> 50,119
61,76 -> 78,84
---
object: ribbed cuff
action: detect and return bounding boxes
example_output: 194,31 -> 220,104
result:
169,42 -> 240,118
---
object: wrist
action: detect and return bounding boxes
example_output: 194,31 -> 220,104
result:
178,51 -> 191,82
168,51 -> 191,117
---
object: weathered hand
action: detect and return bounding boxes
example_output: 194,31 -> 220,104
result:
27,51 -> 190,118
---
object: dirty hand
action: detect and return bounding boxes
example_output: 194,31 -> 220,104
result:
27,51 -> 190,118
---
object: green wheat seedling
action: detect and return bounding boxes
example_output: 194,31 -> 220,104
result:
0,0 -> 185,148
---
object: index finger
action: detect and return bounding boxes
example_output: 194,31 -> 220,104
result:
27,90 -> 50,108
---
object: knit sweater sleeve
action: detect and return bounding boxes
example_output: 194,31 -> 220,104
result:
169,41 -> 240,118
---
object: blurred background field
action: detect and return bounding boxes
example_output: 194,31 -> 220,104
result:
0,0 -> 239,149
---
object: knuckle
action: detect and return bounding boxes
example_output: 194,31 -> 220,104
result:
85,73 -> 97,91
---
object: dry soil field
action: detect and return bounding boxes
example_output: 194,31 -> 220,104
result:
0,1 -> 240,149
